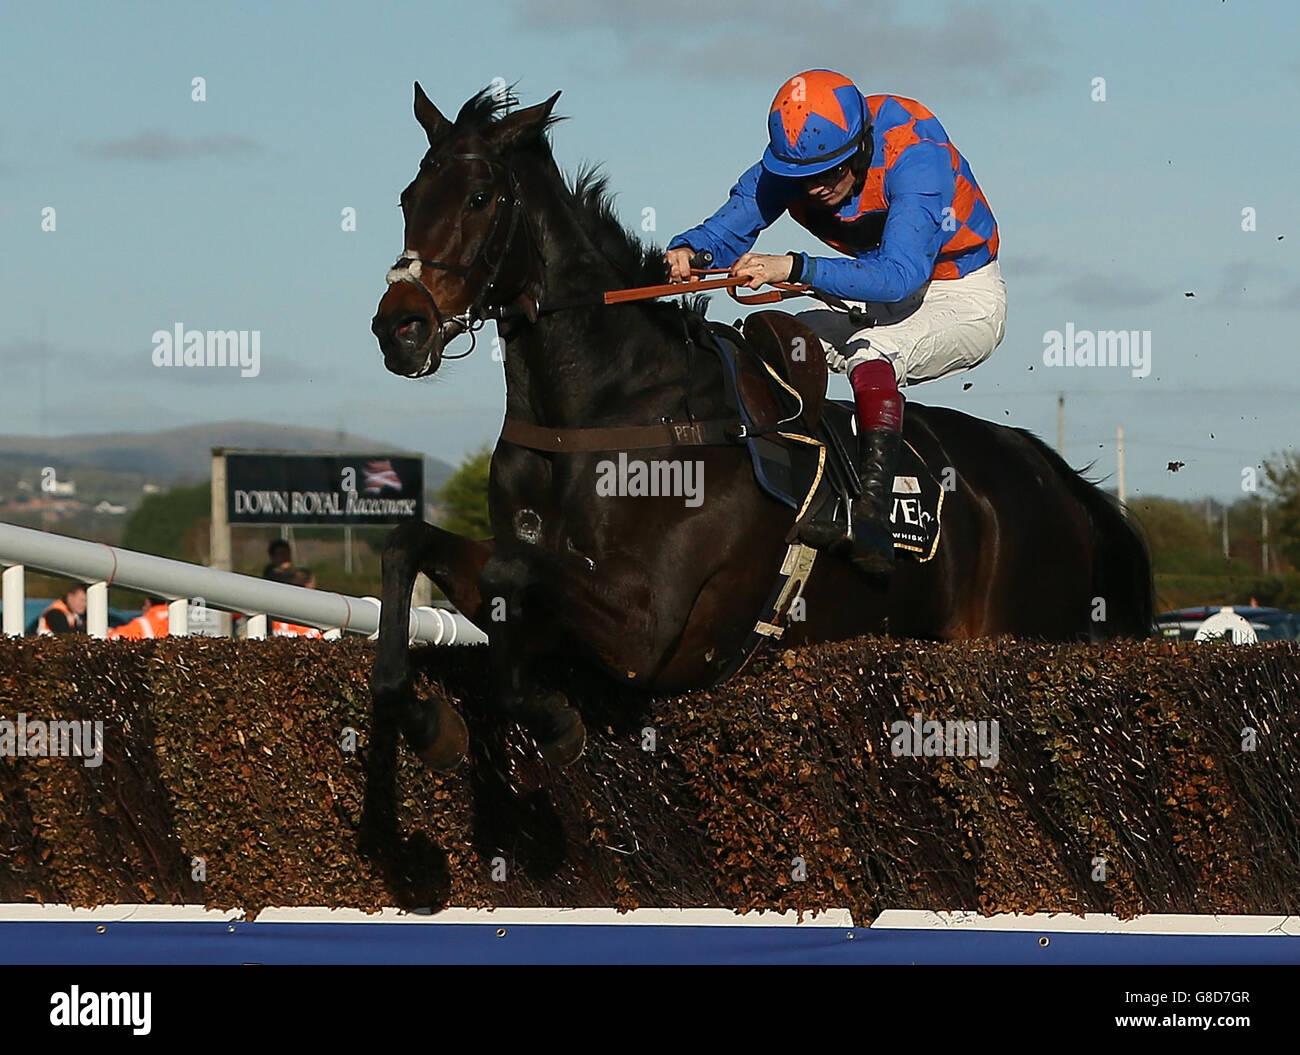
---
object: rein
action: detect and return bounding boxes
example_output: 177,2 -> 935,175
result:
386,150 -> 814,454
485,268 -> 812,320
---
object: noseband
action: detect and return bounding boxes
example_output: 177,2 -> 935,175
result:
385,150 -> 524,361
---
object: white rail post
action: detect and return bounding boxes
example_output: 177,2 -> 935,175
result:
246,613 -> 267,640
168,598 -> 190,637
2,565 -> 24,636
86,581 -> 109,639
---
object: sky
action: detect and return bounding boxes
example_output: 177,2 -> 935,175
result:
1,0 -> 1297,502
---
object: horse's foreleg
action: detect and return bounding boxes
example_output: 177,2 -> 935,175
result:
372,521 -> 482,771
480,553 -> 586,766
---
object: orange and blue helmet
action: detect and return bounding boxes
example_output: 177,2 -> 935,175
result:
763,69 -> 870,179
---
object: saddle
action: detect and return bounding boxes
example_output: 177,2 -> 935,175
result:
700,311 -> 944,563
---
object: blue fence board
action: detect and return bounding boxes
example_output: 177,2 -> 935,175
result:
2,921 -> 1296,965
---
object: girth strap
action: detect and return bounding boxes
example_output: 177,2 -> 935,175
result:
500,417 -> 744,453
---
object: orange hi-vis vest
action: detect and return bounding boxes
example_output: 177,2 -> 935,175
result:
271,620 -> 324,639
109,603 -> 170,640
36,598 -> 81,635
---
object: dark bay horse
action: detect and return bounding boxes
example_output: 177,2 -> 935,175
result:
370,84 -> 1154,771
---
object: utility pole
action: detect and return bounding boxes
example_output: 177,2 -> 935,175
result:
1116,425 -> 1126,514
39,313 -> 52,531
1057,393 -> 1065,457
1222,507 -> 1230,560
38,312 -> 48,441
1262,503 -> 1270,575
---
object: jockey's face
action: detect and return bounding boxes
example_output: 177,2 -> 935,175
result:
802,161 -> 856,208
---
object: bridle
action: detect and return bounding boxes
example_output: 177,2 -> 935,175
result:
384,150 -> 526,362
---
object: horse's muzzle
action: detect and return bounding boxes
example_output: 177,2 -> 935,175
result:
372,308 -> 446,377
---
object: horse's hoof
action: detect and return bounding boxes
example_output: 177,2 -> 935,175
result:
532,693 -> 586,766
539,717 -> 586,767
416,699 -> 469,773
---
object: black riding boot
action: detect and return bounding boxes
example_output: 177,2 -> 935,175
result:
796,426 -> 903,571
847,427 -> 903,575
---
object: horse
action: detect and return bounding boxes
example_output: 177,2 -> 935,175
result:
369,84 -> 1154,772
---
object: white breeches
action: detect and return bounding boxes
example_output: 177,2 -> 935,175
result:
795,258 -> 1007,386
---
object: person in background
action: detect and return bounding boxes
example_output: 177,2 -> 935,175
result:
108,595 -> 170,640
263,539 -> 293,583
271,567 -> 323,639
37,584 -> 87,635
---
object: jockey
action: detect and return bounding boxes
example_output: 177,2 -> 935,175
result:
666,69 -> 1005,574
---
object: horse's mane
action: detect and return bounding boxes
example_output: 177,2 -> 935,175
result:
565,165 -> 665,285
452,86 -> 711,317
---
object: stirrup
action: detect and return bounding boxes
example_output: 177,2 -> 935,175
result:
797,518 -> 852,551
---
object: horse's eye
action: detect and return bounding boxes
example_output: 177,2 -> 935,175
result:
468,191 -> 491,211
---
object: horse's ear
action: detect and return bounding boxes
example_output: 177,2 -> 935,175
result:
413,82 -> 451,146
489,90 -> 561,152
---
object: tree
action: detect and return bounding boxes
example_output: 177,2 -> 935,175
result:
121,481 -> 210,561
1264,450 -> 1300,571
1127,497 -> 1233,575
438,447 -> 492,538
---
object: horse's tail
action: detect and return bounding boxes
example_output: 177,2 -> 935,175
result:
1018,430 -> 1155,639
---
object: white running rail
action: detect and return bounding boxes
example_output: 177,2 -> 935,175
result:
0,521 -> 486,644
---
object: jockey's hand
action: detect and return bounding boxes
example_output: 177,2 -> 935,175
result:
824,345 -> 849,374
665,247 -> 695,283
731,252 -> 794,289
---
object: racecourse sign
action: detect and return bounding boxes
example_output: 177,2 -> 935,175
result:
224,452 -> 424,526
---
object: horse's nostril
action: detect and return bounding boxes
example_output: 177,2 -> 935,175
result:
393,315 -> 428,349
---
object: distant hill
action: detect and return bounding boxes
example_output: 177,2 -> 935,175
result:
0,422 -> 456,493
